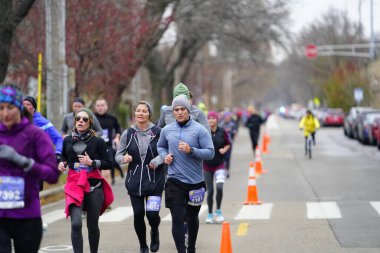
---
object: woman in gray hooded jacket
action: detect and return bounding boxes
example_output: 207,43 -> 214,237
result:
115,101 -> 164,253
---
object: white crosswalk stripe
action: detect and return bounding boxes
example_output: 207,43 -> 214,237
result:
162,205 -> 208,221
370,201 -> 380,216
306,202 -> 342,219
99,206 -> 134,222
234,203 -> 273,220
41,201 -> 380,225
42,209 -> 66,225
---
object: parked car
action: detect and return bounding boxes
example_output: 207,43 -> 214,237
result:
321,108 -> 345,127
343,107 -> 372,138
351,109 -> 379,140
356,111 -> 380,144
370,118 -> 380,147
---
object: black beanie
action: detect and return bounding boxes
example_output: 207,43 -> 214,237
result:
23,96 -> 37,110
73,97 -> 85,105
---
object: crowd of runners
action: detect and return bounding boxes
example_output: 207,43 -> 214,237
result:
0,82 -> 268,253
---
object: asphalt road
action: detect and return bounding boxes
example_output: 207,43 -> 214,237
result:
39,115 -> 380,253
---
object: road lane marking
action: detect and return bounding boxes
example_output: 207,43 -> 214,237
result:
234,203 -> 273,220
42,209 -> 65,225
162,205 -> 208,221
99,207 -> 133,222
370,202 -> 380,216
236,223 -> 249,236
306,202 -> 341,219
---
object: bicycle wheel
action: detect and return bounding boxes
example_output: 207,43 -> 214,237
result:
308,138 -> 312,159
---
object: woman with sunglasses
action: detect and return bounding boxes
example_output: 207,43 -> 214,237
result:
115,101 -> 165,253
0,84 -> 59,253
58,108 -> 114,253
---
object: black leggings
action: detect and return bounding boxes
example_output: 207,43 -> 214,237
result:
204,170 -> 223,214
171,204 -> 201,253
0,218 -> 42,253
69,187 -> 104,253
130,195 -> 161,248
305,132 -> 316,149
249,131 -> 260,150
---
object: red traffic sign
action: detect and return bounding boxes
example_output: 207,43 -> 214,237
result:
305,44 -> 318,59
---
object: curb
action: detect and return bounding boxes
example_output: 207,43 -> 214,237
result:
39,185 -> 64,198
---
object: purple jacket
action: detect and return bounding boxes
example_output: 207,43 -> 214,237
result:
0,117 -> 59,219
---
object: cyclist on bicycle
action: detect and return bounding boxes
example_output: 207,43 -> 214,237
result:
299,109 -> 320,147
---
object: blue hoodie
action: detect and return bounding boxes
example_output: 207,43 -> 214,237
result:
33,112 -> 63,154
157,119 -> 214,184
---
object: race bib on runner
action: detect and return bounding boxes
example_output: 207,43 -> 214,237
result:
74,162 -> 93,172
101,129 -> 109,142
0,176 -> 25,209
146,196 -> 161,211
188,187 -> 205,206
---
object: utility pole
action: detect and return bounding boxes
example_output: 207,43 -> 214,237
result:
45,0 -> 67,128
369,0 -> 376,59
223,66 -> 233,109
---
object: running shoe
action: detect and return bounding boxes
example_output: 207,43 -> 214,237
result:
205,213 -> 214,223
214,209 -> 224,223
42,223 -> 48,232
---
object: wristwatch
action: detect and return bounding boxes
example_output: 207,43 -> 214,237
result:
189,147 -> 194,154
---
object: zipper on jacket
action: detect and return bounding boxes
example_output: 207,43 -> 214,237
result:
146,165 -> 152,182
128,165 -> 138,182
139,163 -> 143,196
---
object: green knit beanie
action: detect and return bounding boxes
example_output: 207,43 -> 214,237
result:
76,108 -> 94,127
173,83 -> 190,99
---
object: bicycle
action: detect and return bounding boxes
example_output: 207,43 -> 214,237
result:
305,133 -> 313,159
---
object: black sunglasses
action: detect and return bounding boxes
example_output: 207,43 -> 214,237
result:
75,116 -> 89,123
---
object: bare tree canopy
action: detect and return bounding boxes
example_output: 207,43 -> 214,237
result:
273,9 -> 368,110
0,0 -> 37,83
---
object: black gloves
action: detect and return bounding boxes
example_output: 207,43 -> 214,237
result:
0,145 -> 35,171
55,153 -> 62,164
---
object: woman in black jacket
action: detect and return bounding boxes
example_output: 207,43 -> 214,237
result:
115,101 -> 164,253
58,108 -> 114,253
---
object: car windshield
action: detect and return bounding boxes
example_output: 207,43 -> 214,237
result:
327,109 -> 344,115
366,113 -> 380,123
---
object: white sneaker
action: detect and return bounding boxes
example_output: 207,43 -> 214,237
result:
205,213 -> 214,223
214,210 -> 224,223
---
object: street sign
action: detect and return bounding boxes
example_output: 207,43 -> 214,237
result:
305,44 -> 318,59
354,88 -> 363,104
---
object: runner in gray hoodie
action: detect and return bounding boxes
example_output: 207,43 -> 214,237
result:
157,95 -> 214,253
115,101 -> 164,253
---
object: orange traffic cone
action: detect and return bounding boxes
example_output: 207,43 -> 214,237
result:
220,221 -> 233,253
255,148 -> 267,175
261,132 -> 270,154
243,162 -> 262,205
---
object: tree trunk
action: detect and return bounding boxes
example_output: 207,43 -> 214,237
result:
0,0 -> 37,83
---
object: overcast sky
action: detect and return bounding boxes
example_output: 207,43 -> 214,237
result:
290,0 -> 379,36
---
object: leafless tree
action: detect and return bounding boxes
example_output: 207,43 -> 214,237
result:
273,9 -> 366,108
0,0 -> 37,83
146,0 -> 291,110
